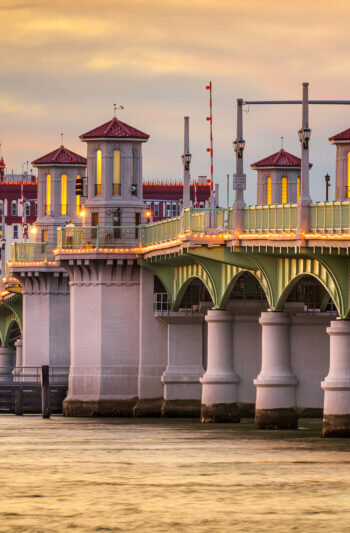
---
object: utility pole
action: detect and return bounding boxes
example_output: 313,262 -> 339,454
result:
182,116 -> 191,209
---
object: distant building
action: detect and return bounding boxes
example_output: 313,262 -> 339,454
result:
143,177 -> 211,221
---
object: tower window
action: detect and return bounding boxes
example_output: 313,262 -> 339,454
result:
347,153 -> 350,197
281,177 -> 287,204
266,177 -> 272,205
113,150 -> 120,195
132,149 -> 137,185
297,177 -> 300,201
46,174 -> 51,213
61,174 -> 67,215
95,150 -> 102,195
76,175 -> 81,214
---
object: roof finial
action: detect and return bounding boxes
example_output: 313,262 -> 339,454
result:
113,104 -> 125,118
281,136 -> 284,149
61,133 -> 64,147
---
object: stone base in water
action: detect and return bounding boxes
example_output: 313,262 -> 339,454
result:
63,398 -> 138,417
322,414 -> 350,437
255,408 -> 298,430
161,399 -> 201,418
132,398 -> 162,417
201,402 -> 241,423
238,402 -> 255,418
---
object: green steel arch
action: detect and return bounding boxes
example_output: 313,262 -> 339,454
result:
172,261 -> 217,310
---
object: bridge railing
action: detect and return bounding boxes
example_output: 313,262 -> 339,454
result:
11,242 -> 56,263
56,225 -> 143,249
243,204 -> 298,233
143,217 -> 182,245
309,201 -> 350,233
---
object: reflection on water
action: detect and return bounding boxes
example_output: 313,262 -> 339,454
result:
0,417 -> 349,532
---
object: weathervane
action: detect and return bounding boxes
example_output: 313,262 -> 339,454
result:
114,104 -> 125,118
281,136 -> 284,149
61,133 -> 64,146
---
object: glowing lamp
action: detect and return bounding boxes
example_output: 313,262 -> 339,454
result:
79,210 -> 86,217
145,211 -> 151,218
206,85 -> 210,90
30,227 -> 37,235
207,148 -> 211,153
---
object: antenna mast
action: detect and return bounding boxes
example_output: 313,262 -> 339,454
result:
206,81 -> 214,206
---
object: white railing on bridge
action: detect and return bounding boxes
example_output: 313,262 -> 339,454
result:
243,204 -> 298,233
309,201 -> 350,233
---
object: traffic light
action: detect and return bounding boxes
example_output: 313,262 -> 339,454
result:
75,177 -> 83,196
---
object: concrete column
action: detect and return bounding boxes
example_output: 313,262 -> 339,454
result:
297,82 -> 311,236
60,257 -> 140,416
254,311 -> 298,429
159,313 -> 204,417
12,339 -> 22,382
200,309 -> 240,423
322,320 -> 350,437
0,346 -> 15,382
9,267 -> 70,377
182,116 -> 191,209
232,98 -> 245,234
133,268 -> 167,417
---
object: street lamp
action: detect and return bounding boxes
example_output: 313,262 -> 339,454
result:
233,138 -> 245,159
298,127 -> 311,149
79,210 -> 86,227
324,173 -> 331,202
30,226 -> 37,243
181,152 -> 192,171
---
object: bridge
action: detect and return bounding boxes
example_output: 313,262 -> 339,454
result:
2,82 -> 350,437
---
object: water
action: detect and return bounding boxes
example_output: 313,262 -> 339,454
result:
0,417 -> 349,533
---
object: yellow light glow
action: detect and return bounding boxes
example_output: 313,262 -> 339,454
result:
46,174 -> 51,212
61,174 -> 67,214
238,232 -> 296,239
145,211 -> 151,218
267,177 -> 272,205
77,175 -> 81,214
113,150 -> 120,194
30,227 -> 37,234
281,177 -> 287,204
96,149 -> 102,189
297,177 -> 300,201
79,210 -> 86,217
303,232 -> 350,240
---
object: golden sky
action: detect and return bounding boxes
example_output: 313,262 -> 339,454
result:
1,0 -> 350,201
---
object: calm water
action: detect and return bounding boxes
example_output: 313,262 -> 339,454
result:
0,417 -> 349,533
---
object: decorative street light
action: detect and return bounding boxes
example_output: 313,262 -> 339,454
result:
181,152 -> 192,171
233,138 -> 245,159
298,127 -> 311,149
324,173 -> 331,202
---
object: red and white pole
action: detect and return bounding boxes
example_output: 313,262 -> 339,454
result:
206,81 -> 214,207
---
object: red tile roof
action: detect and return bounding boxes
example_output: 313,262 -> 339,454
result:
329,128 -> 350,142
80,117 -> 149,140
32,145 -> 87,166
251,149 -> 302,168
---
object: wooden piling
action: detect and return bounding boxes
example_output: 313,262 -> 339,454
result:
41,365 -> 50,419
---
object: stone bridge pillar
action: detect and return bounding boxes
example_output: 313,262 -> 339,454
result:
200,309 -> 240,423
158,312 -> 204,417
12,339 -> 23,382
254,311 -> 298,429
322,320 -> 350,437
10,268 -> 70,373
58,255 -> 141,416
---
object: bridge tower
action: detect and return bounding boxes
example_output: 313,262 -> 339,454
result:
252,149 -> 307,205
32,145 -> 87,243
79,115 -> 149,235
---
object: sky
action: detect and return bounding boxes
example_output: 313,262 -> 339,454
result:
1,0 -> 350,204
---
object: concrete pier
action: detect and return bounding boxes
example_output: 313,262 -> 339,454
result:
200,309 -> 240,423
254,311 -> 298,429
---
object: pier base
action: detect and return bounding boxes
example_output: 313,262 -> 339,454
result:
322,320 -> 350,437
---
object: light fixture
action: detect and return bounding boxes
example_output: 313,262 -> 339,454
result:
79,210 -> 86,217
181,152 -> 192,171
233,138 -> 245,158
298,127 -> 311,149
30,227 -> 37,235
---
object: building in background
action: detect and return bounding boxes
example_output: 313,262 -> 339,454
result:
143,177 -> 211,221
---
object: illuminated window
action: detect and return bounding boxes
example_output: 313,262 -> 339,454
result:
347,153 -> 350,197
281,177 -> 287,204
96,150 -> 101,195
267,177 -> 272,205
46,174 -> 51,213
61,174 -> 67,215
76,177 -> 81,215
297,177 -> 300,201
113,150 -> 120,195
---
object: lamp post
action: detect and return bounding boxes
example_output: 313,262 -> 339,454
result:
79,210 -> 86,227
182,116 -> 192,210
324,173 -> 331,202
232,98 -> 246,234
297,82 -> 312,236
